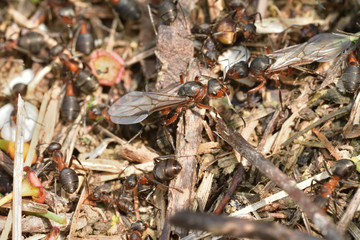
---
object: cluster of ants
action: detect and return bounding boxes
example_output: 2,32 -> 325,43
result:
1,0 -> 360,239
36,142 -> 182,239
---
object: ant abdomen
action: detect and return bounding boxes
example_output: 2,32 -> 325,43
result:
59,167 -> 79,194
153,158 -> 182,182
342,65 -> 360,93
331,159 -> 356,179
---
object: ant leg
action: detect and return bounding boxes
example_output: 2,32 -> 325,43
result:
250,12 -> 262,23
145,187 -> 157,202
273,76 -> 284,111
133,187 -> 140,219
310,179 -> 322,193
163,106 -> 184,126
180,75 -> 185,84
247,80 -> 266,107
144,234 -> 154,240
195,102 -> 211,109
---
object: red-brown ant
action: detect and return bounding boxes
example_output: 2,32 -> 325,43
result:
314,159 -> 356,212
124,157 -> 182,191
87,104 -> 112,123
108,76 -> 227,126
42,142 -> 79,194
88,186 -> 134,214
224,54 -> 285,108
60,53 -> 99,94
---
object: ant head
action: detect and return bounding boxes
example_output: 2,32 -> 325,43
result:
249,56 -> 273,75
207,78 -> 227,98
241,23 -> 256,41
158,0 -> 178,25
204,50 -> 219,68
125,174 -> 138,190
331,159 -> 356,179
225,61 -> 249,81
50,44 -> 65,58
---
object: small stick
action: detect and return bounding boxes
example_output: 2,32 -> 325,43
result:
13,96 -> 25,240
214,163 -> 245,214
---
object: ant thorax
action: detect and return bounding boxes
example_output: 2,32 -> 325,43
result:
177,81 -> 204,97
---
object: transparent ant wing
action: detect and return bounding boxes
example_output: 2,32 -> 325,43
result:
268,32 -> 360,71
108,85 -> 187,125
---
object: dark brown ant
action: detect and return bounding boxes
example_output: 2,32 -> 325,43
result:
157,0 -> 178,25
1,31 -> 45,55
342,51 -> 360,93
225,54 -> 283,108
192,24 -> 221,68
226,0 -> 260,37
0,167 -> 12,195
124,157 -> 182,191
110,0 -> 142,21
49,44 -> 65,58
75,21 -> 94,55
18,32 -> 45,55
148,0 -> 184,34
88,186 -> 135,214
314,159 -> 356,212
60,54 -> 99,94
213,4 -> 259,45
61,79 -> 80,122
42,142 -> 79,194
128,220 -> 148,240
47,0 -> 76,37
